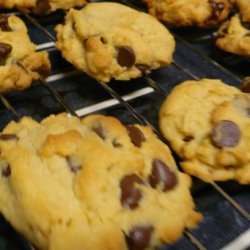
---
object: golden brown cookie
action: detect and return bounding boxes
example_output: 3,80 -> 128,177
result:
159,79 -> 250,184
0,113 -> 201,250
235,0 -> 250,22
55,2 -> 175,83
216,14 -> 250,57
0,0 -> 86,14
144,0 -> 233,27
0,14 -> 51,93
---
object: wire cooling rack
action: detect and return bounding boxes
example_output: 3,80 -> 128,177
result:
0,1 -> 249,250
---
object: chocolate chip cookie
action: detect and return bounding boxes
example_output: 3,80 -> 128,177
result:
216,14 -> 250,57
144,0 -> 233,27
0,0 -> 86,14
159,79 -> 250,184
0,113 -> 201,250
0,14 -> 51,93
235,0 -> 250,22
55,2 -> 175,83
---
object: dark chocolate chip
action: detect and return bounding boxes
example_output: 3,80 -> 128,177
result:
92,124 -> 106,140
116,46 -> 136,68
2,165 -> 11,177
66,157 -> 82,173
149,159 -> 177,191
211,120 -> 241,148
120,174 -> 144,209
241,77 -> 250,93
183,135 -> 194,142
0,42 -> 12,66
242,21 -> 250,29
112,139 -> 122,148
126,225 -> 154,250
136,64 -> 150,74
0,134 -> 18,141
32,0 -> 51,15
0,14 -> 12,32
126,125 -> 145,148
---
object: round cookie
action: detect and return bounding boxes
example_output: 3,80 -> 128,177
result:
0,0 -> 86,14
216,14 -> 250,57
159,79 -> 250,184
143,0 -> 233,28
0,14 -> 51,93
55,2 -> 175,83
0,113 -> 201,250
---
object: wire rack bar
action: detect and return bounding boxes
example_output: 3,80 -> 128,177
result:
0,94 -> 20,121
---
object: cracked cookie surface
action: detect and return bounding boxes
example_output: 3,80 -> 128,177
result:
159,79 -> 250,184
0,113 -> 201,250
216,14 -> 250,57
144,0 -> 233,27
0,0 -> 86,14
0,14 -> 50,93
55,2 -> 175,83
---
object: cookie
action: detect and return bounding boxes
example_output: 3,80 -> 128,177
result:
144,0 -> 233,27
55,2 -> 175,83
0,14 -> 51,93
0,0 -> 87,14
159,79 -> 250,184
235,0 -> 250,22
0,113 -> 201,250
216,14 -> 250,57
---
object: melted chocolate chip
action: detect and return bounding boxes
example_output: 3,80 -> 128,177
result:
0,134 -> 18,141
242,21 -> 250,29
66,157 -> 82,173
183,135 -> 194,142
116,46 -> 136,67
0,14 -> 12,31
126,125 -> 145,148
149,159 -> 177,191
0,42 -> 12,66
211,120 -> 241,148
92,124 -> 106,140
2,165 -> 11,177
241,77 -> 250,93
32,0 -> 51,15
120,174 -> 144,209
136,64 -> 150,74
126,225 -> 154,250
206,0 -> 225,27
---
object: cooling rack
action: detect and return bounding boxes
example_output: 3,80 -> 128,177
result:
0,1 -> 249,250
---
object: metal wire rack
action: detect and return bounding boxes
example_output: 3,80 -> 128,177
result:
0,1 -> 249,250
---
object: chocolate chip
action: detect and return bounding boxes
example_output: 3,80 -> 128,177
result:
183,135 -> 194,142
66,157 -> 82,173
0,134 -> 18,141
32,0 -> 51,15
126,125 -> 145,148
0,42 -> 12,66
126,225 -> 153,250
242,21 -> 250,29
211,120 -> 241,148
116,46 -> 136,68
112,139 -> 122,148
241,77 -> 250,93
2,165 -> 11,177
120,174 -> 144,209
0,14 -> 12,32
92,124 -> 106,140
149,159 -> 177,191
136,64 -> 150,74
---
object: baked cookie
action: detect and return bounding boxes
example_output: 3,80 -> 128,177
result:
0,14 -> 51,93
216,14 -> 250,57
0,113 -> 201,250
55,2 -> 175,83
235,0 -> 250,22
0,0 -> 87,14
159,79 -> 250,184
144,0 -> 233,27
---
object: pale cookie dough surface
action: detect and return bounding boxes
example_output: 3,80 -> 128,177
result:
55,2 -> 175,83
159,79 -> 250,184
235,0 -> 250,22
144,0 -> 233,27
0,0 -> 86,14
0,14 -> 51,93
0,113 -> 201,250
216,14 -> 250,57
